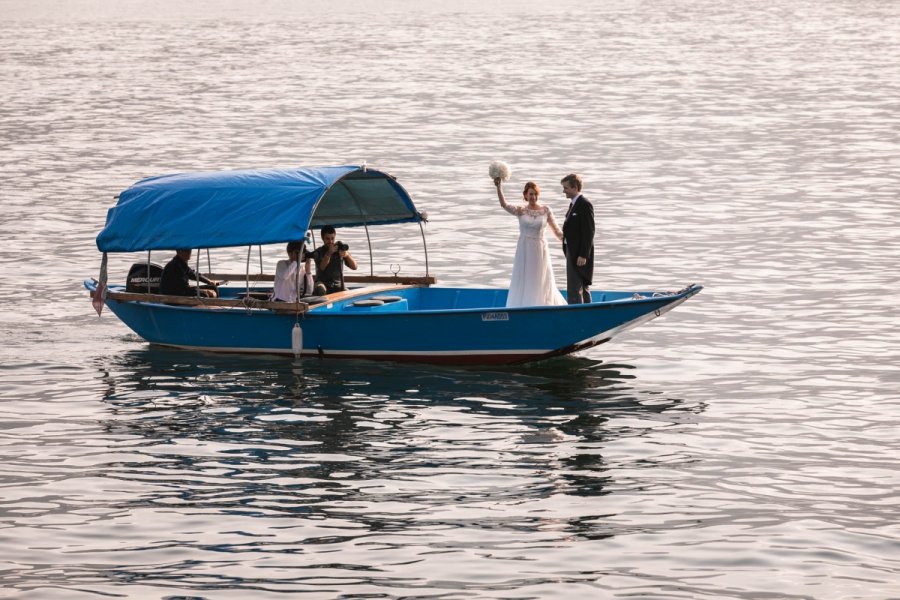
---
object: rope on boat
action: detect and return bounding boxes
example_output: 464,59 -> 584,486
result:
241,296 -> 266,311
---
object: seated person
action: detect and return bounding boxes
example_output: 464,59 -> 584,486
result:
273,241 -> 315,302
159,248 -> 218,298
311,225 -> 358,294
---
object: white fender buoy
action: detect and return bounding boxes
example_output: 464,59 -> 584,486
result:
291,322 -> 303,357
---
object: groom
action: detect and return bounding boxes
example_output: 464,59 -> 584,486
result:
561,173 -> 595,304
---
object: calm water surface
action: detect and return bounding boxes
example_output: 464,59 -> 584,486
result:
1,1 -> 898,598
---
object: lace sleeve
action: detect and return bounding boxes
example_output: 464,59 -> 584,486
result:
546,207 -> 564,241
496,182 -> 522,216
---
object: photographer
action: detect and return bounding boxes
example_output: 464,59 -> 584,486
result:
272,240 -> 315,302
311,225 -> 358,294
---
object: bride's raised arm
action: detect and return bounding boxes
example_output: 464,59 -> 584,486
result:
546,206 -> 564,241
494,178 -> 521,216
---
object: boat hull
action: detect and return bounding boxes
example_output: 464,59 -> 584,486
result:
89,284 -> 702,365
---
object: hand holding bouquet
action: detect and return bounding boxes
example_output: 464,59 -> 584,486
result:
489,160 -> 511,187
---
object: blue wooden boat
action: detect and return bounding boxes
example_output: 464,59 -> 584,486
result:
86,165 -> 702,365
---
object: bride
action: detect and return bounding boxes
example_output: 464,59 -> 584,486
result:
494,177 -> 567,307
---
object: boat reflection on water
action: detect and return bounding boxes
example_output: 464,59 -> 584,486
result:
95,347 -> 703,498
80,348 -> 709,592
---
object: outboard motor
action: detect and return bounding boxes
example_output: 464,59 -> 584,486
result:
125,262 -> 163,293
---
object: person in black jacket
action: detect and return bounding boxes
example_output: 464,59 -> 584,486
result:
159,249 -> 218,298
311,225 -> 358,294
560,174 -> 595,304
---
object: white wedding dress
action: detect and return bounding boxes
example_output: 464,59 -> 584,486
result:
504,205 -> 567,308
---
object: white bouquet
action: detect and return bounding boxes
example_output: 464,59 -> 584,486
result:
488,160 -> 511,182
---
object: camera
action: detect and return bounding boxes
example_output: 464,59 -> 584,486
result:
336,241 -> 349,252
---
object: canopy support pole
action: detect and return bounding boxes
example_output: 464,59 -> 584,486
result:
419,221 -> 429,278
338,179 -> 374,276
245,246 -> 252,298
295,254 -> 300,304
363,222 -> 373,277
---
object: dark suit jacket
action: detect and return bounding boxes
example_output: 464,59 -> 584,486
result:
562,195 -> 595,284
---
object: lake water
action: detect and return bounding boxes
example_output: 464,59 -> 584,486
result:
1,0 -> 899,598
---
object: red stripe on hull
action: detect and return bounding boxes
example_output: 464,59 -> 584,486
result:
305,338 -> 612,365
150,337 -> 614,366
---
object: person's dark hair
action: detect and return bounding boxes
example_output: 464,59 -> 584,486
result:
321,225 -> 336,238
523,181 -> 540,197
560,173 -> 583,191
286,241 -> 304,254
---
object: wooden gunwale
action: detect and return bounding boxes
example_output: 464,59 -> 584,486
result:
104,291 -> 309,312
203,273 -> 437,285
102,283 -> 418,313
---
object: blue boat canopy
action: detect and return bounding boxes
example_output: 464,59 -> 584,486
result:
96,165 -> 424,252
